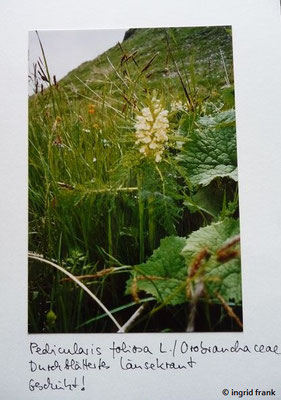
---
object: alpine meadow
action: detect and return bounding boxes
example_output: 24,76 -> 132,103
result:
28,26 -> 242,333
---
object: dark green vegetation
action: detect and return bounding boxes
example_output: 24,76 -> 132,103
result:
28,26 -> 242,333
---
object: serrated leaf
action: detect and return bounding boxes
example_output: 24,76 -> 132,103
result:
177,110 -> 238,186
126,219 -> 241,306
181,218 -> 241,303
198,109 -> 235,127
126,236 -> 187,305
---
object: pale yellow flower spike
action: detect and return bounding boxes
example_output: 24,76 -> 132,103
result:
135,97 -> 169,162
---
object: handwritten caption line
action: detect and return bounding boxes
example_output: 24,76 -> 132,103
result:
28,340 -> 281,392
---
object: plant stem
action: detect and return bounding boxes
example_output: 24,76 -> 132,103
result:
137,173 -> 145,263
148,195 -> 156,252
108,207 -> 113,257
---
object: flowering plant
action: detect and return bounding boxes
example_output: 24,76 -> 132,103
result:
170,99 -> 185,112
134,96 -> 169,163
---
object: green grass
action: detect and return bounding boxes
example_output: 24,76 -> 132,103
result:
28,26 -> 242,333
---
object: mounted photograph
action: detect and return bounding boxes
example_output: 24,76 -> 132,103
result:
28,26 -> 242,333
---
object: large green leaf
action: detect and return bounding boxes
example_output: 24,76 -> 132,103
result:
126,236 -> 187,305
181,218 -> 241,303
184,184 -> 224,218
177,110 -> 238,186
126,218 -> 241,306
199,109 -> 236,127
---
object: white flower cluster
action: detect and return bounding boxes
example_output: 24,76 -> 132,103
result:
135,97 -> 169,163
170,100 -> 185,112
